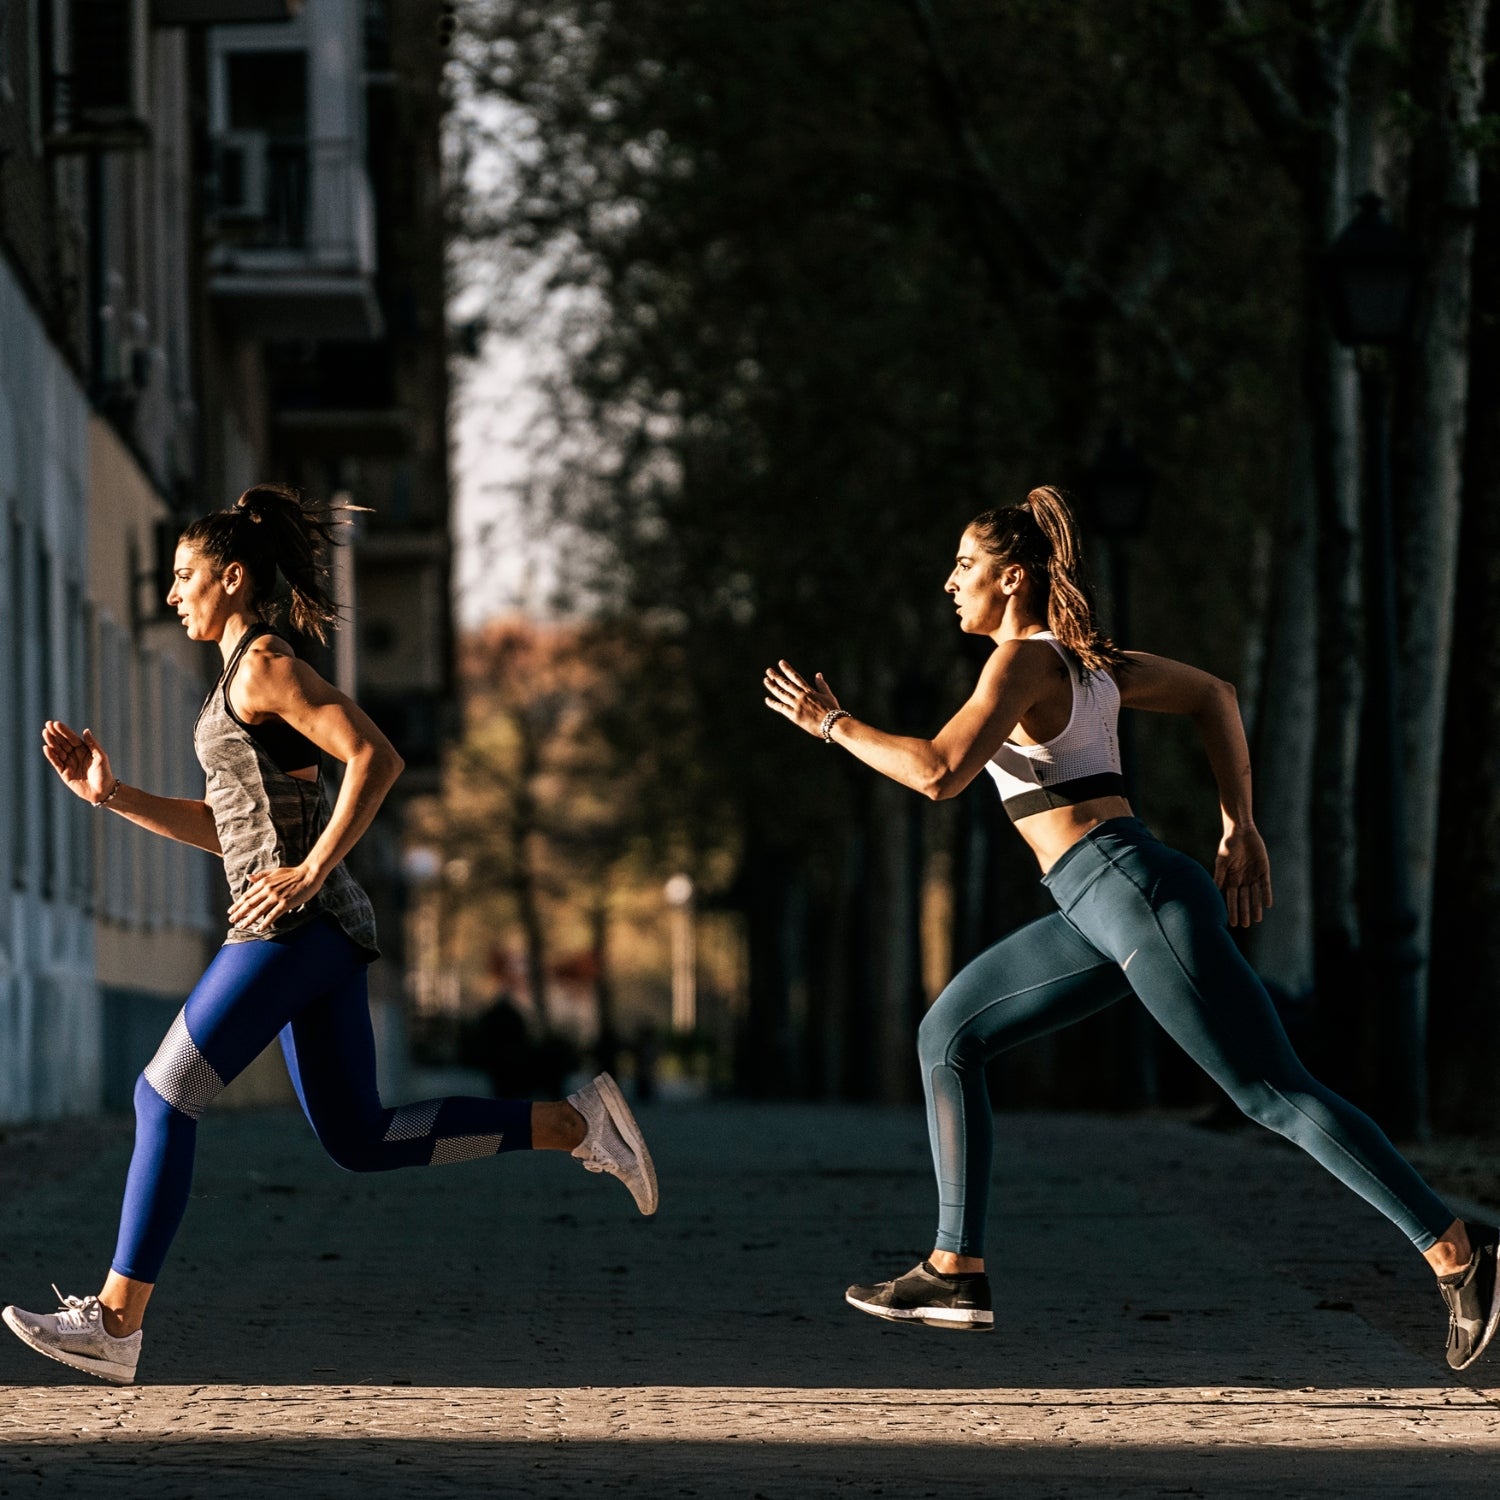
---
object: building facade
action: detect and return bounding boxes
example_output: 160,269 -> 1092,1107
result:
0,0 -> 454,1122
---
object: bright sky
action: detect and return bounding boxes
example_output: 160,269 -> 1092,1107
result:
450,335 -> 556,626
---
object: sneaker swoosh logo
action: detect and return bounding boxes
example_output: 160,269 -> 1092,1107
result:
1122,949 -> 1138,971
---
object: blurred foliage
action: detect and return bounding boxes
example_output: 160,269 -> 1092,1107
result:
449,0 -> 1496,1110
454,0 -> 1301,869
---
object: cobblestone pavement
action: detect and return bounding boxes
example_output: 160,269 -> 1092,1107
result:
1,1103 -> 1498,1496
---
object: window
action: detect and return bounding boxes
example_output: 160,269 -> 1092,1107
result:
221,49 -> 309,246
226,50 -> 307,138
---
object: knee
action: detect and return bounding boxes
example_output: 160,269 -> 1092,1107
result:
316,1129 -> 382,1173
917,1005 -> 954,1070
133,1071 -> 173,1123
1226,1077 -> 1304,1137
141,1012 -> 225,1121
919,1002 -> 985,1077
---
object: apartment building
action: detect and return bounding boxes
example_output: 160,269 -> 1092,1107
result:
0,0 -> 454,1121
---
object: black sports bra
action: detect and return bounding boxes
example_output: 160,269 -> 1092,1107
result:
220,624 -> 320,774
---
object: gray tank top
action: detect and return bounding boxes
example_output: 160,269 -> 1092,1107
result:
194,624 -> 379,960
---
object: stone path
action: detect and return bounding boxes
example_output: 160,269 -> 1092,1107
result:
1,1104 -> 1497,1495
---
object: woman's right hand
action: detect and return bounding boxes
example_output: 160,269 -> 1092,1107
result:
42,721 -> 115,805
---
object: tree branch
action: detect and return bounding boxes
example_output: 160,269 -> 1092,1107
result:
1329,0 -> 1382,55
904,0 -> 1192,382
1192,0 -> 1316,179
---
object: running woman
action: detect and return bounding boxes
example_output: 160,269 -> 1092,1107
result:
3,484 -> 657,1386
763,486 -> 1498,1371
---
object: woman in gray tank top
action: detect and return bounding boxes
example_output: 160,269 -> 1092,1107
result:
3,484 -> 658,1386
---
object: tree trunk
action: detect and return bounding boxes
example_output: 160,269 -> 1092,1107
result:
515,840 -> 551,1028
588,887 -> 617,1074
737,832 -> 803,1098
866,775 -> 923,1104
1194,1 -> 1371,1079
1242,427 -> 1318,1001
1395,0 -> 1490,1036
838,786 -> 878,1101
1430,5 -> 1500,1131
1293,136 -> 1377,1103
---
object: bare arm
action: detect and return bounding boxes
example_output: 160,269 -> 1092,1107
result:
1118,652 -> 1272,925
225,644 -> 403,930
41,721 -> 221,855
763,641 -> 1057,801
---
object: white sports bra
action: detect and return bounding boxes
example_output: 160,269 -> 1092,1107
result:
984,633 -> 1125,822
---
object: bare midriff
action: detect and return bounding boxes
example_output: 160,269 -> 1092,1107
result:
1019,795 -> 1136,874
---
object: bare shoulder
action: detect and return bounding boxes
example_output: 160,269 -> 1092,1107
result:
235,637 -> 326,716
973,635 -> 1067,702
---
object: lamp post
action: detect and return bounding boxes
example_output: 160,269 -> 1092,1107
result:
664,873 -> 697,1034
1085,426 -> 1156,1106
1320,192 -> 1425,1139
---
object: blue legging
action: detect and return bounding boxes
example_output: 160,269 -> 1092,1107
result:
920,818 -> 1453,1258
112,918 -> 533,1282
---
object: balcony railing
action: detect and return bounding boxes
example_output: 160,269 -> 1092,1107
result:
151,1 -> 302,21
207,134 -> 380,338
209,134 -> 375,275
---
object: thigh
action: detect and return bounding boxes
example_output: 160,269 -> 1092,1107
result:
178,923 -> 363,1085
279,962 -> 385,1136
1080,857 -> 1303,1091
922,910 -> 1130,1069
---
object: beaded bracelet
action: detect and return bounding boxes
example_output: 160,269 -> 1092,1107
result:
819,708 -> 852,743
94,778 -> 123,809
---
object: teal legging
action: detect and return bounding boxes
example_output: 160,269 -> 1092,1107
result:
920,817 -> 1453,1257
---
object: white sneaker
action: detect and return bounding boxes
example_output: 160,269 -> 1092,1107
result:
3,1288 -> 142,1385
568,1072 -> 659,1215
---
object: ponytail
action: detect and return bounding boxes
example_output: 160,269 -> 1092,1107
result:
181,482 -> 367,645
968,486 -> 1128,676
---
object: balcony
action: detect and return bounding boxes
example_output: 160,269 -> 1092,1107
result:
151,1 -> 302,21
207,135 -> 381,339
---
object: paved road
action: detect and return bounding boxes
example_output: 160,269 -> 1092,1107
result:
1,1102 -> 1497,1496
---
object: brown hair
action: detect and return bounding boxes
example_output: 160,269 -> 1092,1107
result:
967,485 -> 1128,674
180,483 -> 361,644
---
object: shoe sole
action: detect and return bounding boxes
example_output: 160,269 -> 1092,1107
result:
844,1291 -> 994,1331
2,1306 -> 137,1385
1450,1244 -> 1500,1372
594,1072 -> 659,1216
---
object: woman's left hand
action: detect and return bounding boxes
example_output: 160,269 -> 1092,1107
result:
764,659 -> 841,738
229,864 -> 326,932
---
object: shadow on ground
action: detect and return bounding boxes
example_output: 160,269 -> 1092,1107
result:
3,1437 -> 1496,1498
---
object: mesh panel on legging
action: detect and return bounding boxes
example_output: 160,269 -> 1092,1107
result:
918,912 -> 1130,1257
916,817 -> 1455,1265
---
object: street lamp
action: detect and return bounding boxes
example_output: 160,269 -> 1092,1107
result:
1084,426 -> 1156,1108
1321,192 -> 1425,1138
664,873 -> 697,1033
1321,193 -> 1419,347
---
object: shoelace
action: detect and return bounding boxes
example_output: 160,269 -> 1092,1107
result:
49,1286 -> 100,1332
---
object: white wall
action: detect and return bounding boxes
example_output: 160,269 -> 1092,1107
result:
0,254 -> 98,1122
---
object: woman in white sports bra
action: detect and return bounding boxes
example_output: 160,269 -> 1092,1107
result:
764,485 -> 1498,1371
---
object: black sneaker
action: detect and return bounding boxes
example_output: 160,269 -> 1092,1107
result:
1439,1223 -> 1500,1372
845,1260 -> 994,1332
